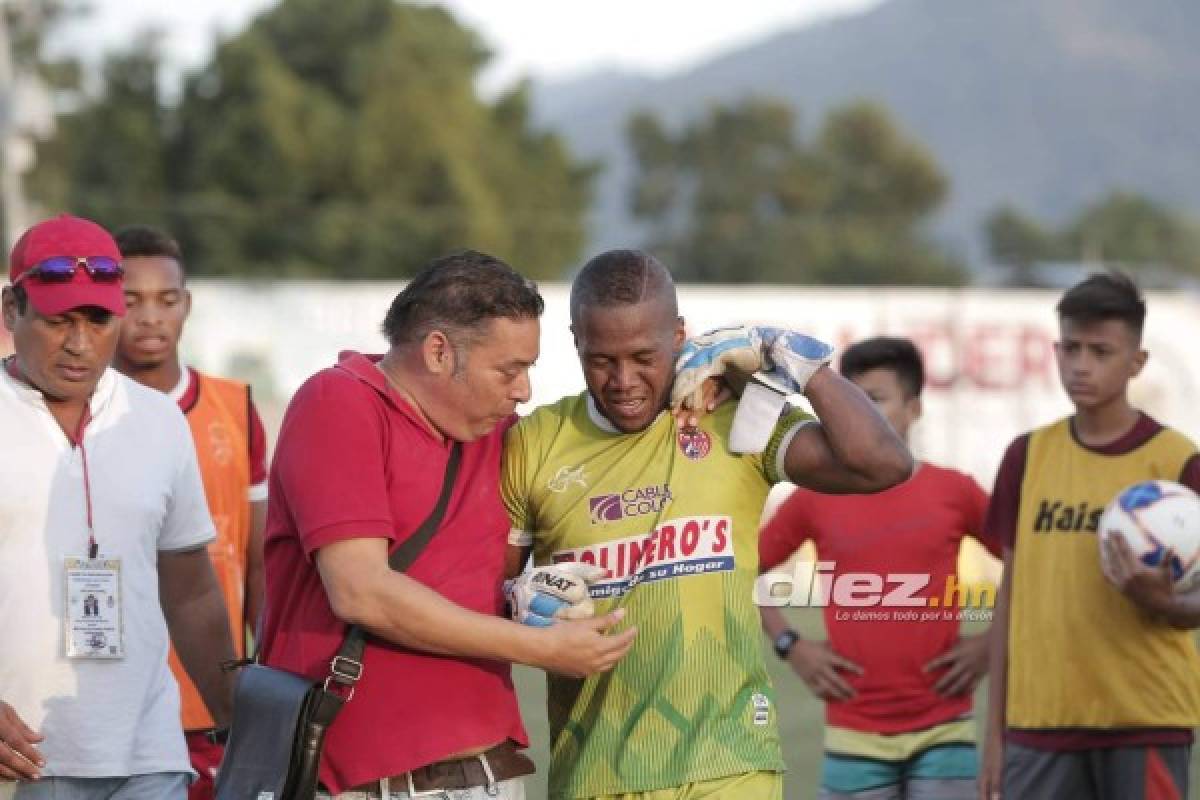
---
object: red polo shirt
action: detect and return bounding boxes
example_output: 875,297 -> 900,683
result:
258,352 -> 528,793
760,463 -> 997,735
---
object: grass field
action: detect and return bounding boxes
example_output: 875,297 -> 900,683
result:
510,609 -> 1200,799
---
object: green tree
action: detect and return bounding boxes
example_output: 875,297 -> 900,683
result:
31,33 -> 169,229
3,0 -> 82,88
30,0 -> 593,279
627,98 -> 964,285
1067,191 -> 1200,272
2,0 -> 86,238
983,205 -> 1061,284
984,191 -> 1200,282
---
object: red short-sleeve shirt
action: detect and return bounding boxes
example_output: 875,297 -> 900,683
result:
258,352 -> 527,793
760,463 -> 995,734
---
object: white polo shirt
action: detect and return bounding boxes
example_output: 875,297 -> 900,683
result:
0,364 -> 215,778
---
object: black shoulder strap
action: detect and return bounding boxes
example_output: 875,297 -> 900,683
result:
326,442 -> 462,691
388,442 -> 461,572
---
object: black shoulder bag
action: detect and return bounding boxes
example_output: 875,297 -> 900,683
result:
214,443 -> 462,800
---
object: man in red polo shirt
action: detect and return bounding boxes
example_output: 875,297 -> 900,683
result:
258,250 -> 637,800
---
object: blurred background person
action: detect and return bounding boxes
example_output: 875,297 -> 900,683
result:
112,225 -> 269,800
759,336 -> 999,800
982,273 -> 1200,800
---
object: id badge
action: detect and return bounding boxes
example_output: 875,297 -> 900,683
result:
64,557 -> 124,659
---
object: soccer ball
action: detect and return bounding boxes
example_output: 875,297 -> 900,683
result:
1098,480 -> 1200,592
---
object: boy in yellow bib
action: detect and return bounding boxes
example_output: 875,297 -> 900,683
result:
981,272 -> 1200,800
502,250 -> 912,800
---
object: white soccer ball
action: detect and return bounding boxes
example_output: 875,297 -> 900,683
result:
1098,480 -> 1200,592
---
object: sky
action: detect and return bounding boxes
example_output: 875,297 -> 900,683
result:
66,0 -> 883,93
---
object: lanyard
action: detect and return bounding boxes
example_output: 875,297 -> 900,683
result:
4,356 -> 99,557
68,407 -> 98,558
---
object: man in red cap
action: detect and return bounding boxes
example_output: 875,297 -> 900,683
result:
0,214 -> 237,799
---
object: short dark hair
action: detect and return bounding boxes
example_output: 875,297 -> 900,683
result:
381,250 -> 543,349
1056,270 -> 1145,338
114,225 -> 185,273
569,249 -> 678,324
11,283 -> 28,314
840,336 -> 925,398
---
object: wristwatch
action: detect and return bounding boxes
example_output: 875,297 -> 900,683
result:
772,629 -> 800,660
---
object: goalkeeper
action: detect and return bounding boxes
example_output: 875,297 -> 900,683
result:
503,249 -> 912,800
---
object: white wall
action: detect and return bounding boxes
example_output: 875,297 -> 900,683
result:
167,282 -> 1200,494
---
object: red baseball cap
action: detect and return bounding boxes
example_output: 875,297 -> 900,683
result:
8,214 -> 126,317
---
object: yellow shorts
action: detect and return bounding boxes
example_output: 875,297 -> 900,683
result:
584,770 -> 782,800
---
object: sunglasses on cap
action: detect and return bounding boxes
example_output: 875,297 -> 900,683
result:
13,256 -> 124,285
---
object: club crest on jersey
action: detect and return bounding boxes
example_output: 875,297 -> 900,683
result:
677,427 -> 712,461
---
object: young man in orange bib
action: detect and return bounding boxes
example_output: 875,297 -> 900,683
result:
112,226 -> 269,800
980,272 -> 1200,800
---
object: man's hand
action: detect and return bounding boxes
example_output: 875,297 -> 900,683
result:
506,563 -> 609,626
978,727 -> 1004,800
672,325 -> 833,411
159,547 -> 237,727
671,377 -> 732,429
1103,534 -> 1176,617
0,701 -> 44,781
925,633 -> 989,697
787,639 -> 862,701
535,610 -> 638,677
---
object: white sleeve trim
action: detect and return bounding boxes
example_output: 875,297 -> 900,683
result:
158,528 -> 216,553
775,419 -> 816,483
508,528 -> 534,547
247,482 -> 268,503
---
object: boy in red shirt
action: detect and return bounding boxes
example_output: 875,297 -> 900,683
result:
759,336 -> 1000,800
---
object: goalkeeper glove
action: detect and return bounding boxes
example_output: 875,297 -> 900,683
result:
672,325 -> 833,411
505,562 -> 609,627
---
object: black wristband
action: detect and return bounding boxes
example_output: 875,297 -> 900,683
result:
772,629 -> 800,660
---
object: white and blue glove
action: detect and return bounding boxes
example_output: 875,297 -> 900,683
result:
505,563 -> 609,627
671,325 -> 834,411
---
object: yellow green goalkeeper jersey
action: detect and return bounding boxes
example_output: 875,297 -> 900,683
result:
502,392 -> 811,799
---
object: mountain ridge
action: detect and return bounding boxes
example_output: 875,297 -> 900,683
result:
532,0 -> 1200,264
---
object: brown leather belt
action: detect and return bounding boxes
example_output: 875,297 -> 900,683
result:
341,741 -> 535,795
